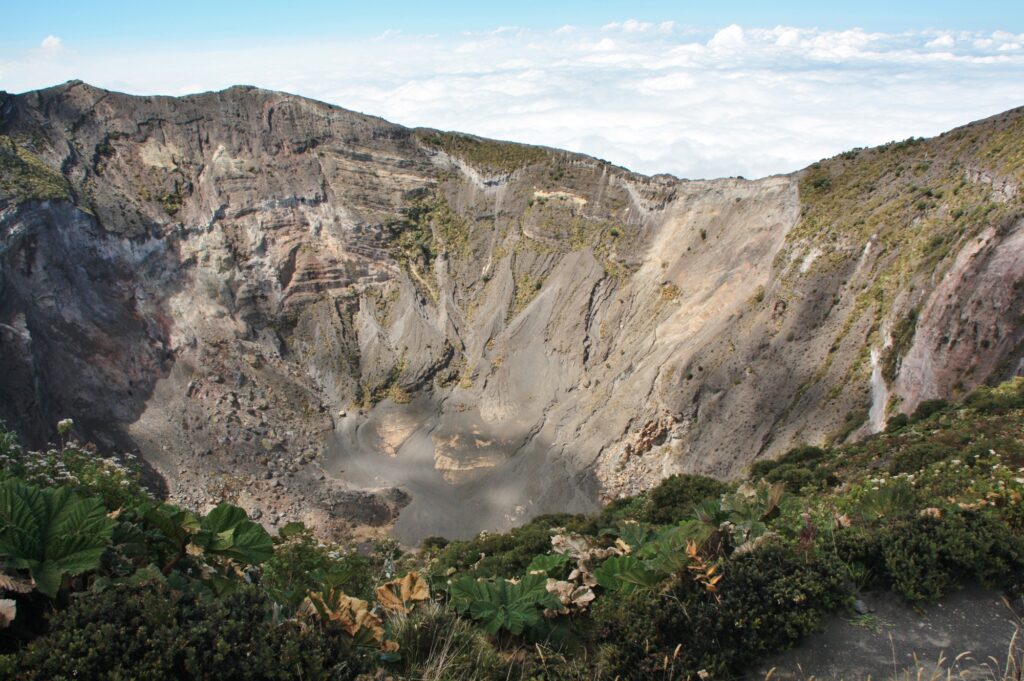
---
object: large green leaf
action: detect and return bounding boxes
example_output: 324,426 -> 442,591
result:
593,555 -> 660,594
195,503 -> 273,565
449,572 -> 559,636
614,521 -> 656,552
637,522 -> 707,576
526,553 -> 571,578
0,480 -> 114,596
142,502 -> 200,549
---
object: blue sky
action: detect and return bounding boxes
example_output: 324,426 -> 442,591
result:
3,0 -> 1022,48
2,2 -> 1024,178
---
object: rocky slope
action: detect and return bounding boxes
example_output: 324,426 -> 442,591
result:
0,81 -> 1021,543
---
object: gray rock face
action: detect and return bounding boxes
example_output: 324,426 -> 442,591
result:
1,81 -> 1021,543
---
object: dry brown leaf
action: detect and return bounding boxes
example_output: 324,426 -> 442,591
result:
546,579 -> 574,605
298,590 -> 396,650
551,533 -> 600,559
546,578 -> 595,613
553,533 -> 625,590
571,585 -> 596,608
0,574 -> 35,594
0,599 -> 16,628
376,572 -> 429,614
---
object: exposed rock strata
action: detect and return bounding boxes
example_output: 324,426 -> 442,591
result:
0,81 -> 1021,543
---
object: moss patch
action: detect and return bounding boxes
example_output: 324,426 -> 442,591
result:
0,135 -> 71,204
509,272 -> 544,320
416,130 -> 550,174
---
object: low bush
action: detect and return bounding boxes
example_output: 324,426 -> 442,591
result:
963,377 -> 1024,413
749,446 -> 835,492
640,474 -> 732,524
911,398 -> 948,422
262,524 -> 374,608
593,542 -> 848,679
12,584 -> 373,680
886,413 -> 910,432
1,379 -> 1022,680
882,512 -> 1024,601
434,514 -> 576,578
889,442 -> 955,475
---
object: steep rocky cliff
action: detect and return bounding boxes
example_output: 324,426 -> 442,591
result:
1,81 -> 1021,543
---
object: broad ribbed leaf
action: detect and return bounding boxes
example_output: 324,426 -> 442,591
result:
0,480 -> 114,597
46,489 -> 114,575
143,503 -> 199,548
637,523 -> 707,576
226,521 -> 273,564
200,504 -> 248,536
196,503 -> 272,565
451,572 -> 555,636
0,481 -> 44,567
594,555 -> 660,594
448,575 -> 488,613
614,521 -> 656,551
526,553 -> 571,578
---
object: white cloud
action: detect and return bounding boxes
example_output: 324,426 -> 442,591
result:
3,24 -> 1024,180
926,34 -> 956,48
708,24 -> 745,51
40,35 -> 63,52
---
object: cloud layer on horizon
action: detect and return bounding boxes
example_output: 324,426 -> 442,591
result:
3,23 -> 1024,179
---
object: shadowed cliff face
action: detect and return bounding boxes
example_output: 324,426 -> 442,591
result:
0,81 -> 1021,543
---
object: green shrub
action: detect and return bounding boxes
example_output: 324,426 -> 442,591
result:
853,479 -> 918,522
767,464 -> 821,492
831,524 -> 886,590
882,512 -> 1024,601
435,514 -> 575,578
419,535 -> 450,551
416,131 -> 549,173
0,433 -> 148,510
911,399 -> 948,422
571,497 -> 646,535
963,377 -> 1024,413
13,584 -> 372,680
886,413 -> 910,432
680,545 -> 847,673
590,588 -> 662,677
593,542 -> 848,679
0,135 -> 71,204
262,525 -> 374,608
749,446 -> 835,492
640,474 -> 731,525
889,442 -> 955,475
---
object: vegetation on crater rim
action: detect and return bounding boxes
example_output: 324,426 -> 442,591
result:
0,135 -> 71,204
0,378 -> 1021,678
416,130 -> 551,175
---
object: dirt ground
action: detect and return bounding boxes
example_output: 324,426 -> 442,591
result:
750,585 -> 1021,680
